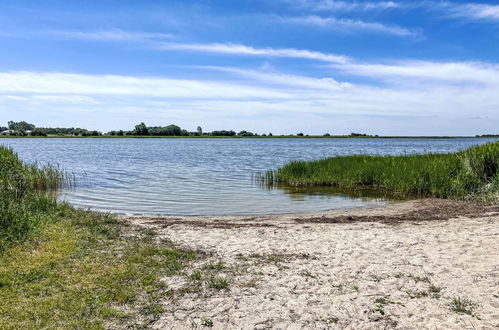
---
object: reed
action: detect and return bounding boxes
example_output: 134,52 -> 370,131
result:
260,142 -> 499,200
0,146 -> 68,252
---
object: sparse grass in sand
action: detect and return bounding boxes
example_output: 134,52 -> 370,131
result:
259,142 -> 499,201
450,296 -> 481,319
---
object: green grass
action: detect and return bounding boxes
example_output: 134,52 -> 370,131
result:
260,142 -> 499,201
0,206 -> 196,328
0,146 -> 198,328
0,146 -> 72,252
450,296 -> 480,318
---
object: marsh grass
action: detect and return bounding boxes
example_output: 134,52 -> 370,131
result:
0,146 -> 74,252
258,142 -> 499,201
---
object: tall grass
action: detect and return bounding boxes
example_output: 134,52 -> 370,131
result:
0,146 -> 67,252
260,142 -> 499,201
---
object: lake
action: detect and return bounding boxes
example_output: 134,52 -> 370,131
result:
3,137 -> 498,215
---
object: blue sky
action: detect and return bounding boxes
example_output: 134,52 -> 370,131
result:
1,0 -> 499,135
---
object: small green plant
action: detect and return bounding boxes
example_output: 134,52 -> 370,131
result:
140,304 -> 165,316
372,297 -> 403,316
206,276 -> 229,290
201,317 -> 214,327
326,316 -> 339,324
408,275 -> 431,284
428,284 -> 443,298
202,261 -> 225,271
450,296 -> 480,318
189,271 -> 203,281
406,290 -> 429,299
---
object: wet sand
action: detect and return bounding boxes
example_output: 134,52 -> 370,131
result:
128,199 -> 499,329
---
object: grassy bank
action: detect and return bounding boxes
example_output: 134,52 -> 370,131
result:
262,142 -> 499,201
0,146 -> 198,328
0,146 -> 65,252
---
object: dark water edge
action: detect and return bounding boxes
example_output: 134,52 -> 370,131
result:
2,137 -> 498,216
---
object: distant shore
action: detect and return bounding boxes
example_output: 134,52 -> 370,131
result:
0,135 -> 482,139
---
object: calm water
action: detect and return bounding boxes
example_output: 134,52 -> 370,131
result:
3,138 -> 498,215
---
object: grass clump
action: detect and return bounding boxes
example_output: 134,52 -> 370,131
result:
261,142 -> 499,201
201,317 -> 214,327
206,276 -> 230,290
0,146 -> 69,252
450,296 -> 480,318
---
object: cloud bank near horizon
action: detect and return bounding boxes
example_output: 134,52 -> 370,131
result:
1,0 -> 498,135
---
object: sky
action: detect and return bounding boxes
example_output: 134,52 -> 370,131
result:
1,0 -> 499,136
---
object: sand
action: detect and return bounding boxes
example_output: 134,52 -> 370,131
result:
129,199 -> 499,329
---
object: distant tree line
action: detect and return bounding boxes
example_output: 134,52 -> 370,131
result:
1,121 -> 101,136
348,132 -> 379,138
476,134 -> 499,137
2,120 -> 385,138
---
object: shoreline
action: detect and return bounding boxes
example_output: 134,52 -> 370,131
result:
0,135 -> 484,139
126,199 -> 499,329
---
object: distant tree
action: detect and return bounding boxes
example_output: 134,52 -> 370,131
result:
0,127 -> 7,133
210,130 -> 236,136
349,132 -> 371,137
268,132 -> 273,136
8,121 -> 35,131
297,132 -> 304,136
29,128 -> 47,136
134,122 -> 149,136
237,130 -> 255,137
116,130 -> 124,136
323,133 -> 331,137
197,126 -> 203,135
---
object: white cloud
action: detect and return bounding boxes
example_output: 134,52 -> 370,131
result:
448,3 -> 499,21
1,61 -> 499,135
0,71 -> 289,99
156,42 -> 350,63
287,0 -> 400,12
191,65 -> 352,90
47,29 -> 174,41
333,61 -> 499,85
280,15 -> 418,37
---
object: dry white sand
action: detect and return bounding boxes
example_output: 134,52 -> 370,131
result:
130,200 -> 499,329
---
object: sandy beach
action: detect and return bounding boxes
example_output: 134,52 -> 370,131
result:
130,199 -> 499,329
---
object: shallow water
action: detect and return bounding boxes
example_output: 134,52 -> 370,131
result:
3,137 -> 498,215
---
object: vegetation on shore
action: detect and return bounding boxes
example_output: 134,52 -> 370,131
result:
261,142 -> 499,201
0,120 -> 461,138
0,146 -> 198,328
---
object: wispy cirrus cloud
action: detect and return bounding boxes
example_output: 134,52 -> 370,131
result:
0,71 -> 288,99
333,61 -> 499,85
285,0 -> 400,12
284,1 -> 499,24
47,29 -> 174,41
156,42 -> 350,63
2,57 -> 499,135
37,30 -> 350,64
447,3 -> 499,21
279,15 -> 419,37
